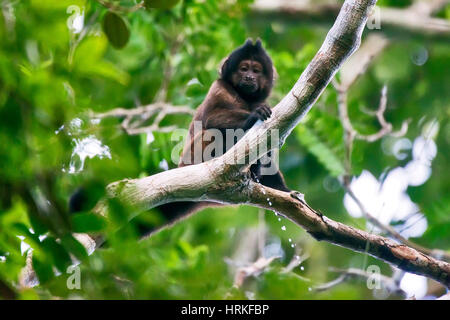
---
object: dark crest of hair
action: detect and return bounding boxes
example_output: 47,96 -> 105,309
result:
220,39 -> 274,101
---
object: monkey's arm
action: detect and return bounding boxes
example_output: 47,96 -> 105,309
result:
204,108 -> 250,130
204,104 -> 272,131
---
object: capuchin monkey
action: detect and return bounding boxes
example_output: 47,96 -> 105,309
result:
151,39 -> 292,233
70,39 -> 293,236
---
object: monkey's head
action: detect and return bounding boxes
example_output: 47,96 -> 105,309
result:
220,39 -> 274,102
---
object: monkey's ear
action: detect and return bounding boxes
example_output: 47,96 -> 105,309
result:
272,65 -> 279,83
218,56 -> 228,78
244,38 -> 253,46
255,38 -> 262,48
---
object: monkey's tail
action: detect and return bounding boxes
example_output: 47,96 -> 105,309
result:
139,201 -> 221,239
69,188 -> 220,238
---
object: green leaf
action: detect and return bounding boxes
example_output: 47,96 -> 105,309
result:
102,12 -> 130,49
32,255 -> 54,284
296,125 -> 345,177
40,237 -> 72,273
185,79 -> 204,97
144,0 -> 180,10
71,213 -> 107,233
60,235 -> 88,261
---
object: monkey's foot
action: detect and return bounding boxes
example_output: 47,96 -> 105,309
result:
290,191 -> 305,203
290,191 -> 323,219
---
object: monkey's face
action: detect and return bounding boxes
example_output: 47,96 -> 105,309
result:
232,60 -> 265,95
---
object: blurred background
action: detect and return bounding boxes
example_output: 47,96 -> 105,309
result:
0,0 -> 449,299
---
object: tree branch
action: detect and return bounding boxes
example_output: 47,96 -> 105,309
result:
90,102 -> 194,135
245,183 -> 450,288
314,267 -> 406,297
252,0 -> 450,37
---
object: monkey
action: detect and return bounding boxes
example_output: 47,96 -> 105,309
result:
151,39 -> 292,234
69,39 -> 293,236
179,39 -> 290,188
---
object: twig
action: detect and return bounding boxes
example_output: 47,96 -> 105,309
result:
282,247 -> 309,274
155,34 -> 185,103
334,81 -> 410,145
68,11 -> 100,65
96,0 -> 145,13
410,0 -> 449,16
233,256 -> 280,288
224,224 -> 279,289
314,267 -> 407,297
339,34 -> 389,90
90,102 -> 194,135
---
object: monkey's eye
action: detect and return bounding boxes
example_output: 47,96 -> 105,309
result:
253,69 -> 261,74
240,67 -> 248,72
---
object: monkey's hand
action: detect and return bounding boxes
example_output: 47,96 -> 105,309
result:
254,104 -> 272,121
243,105 -> 272,130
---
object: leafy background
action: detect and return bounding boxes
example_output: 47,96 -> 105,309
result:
0,0 -> 449,299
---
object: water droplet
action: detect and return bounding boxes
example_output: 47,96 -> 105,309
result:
159,159 -> 169,171
55,124 -> 65,134
68,135 -> 111,174
278,218 -> 281,222
268,201 -> 272,206
411,46 -> 428,66
281,226 -> 286,231
300,266 -> 305,271
288,238 -> 292,242
146,132 -> 155,145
